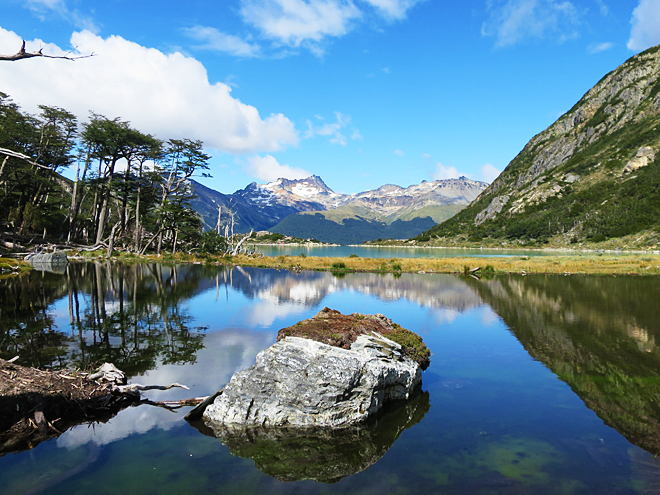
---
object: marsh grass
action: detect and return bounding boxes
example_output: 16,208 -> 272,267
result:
24,250 -> 660,276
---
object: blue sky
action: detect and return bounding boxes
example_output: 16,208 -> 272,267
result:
1,0 -> 660,194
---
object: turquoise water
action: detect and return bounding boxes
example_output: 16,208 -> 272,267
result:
253,244 -> 581,258
1,263 -> 660,494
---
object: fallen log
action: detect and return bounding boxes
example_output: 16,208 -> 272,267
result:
0,359 -> 192,456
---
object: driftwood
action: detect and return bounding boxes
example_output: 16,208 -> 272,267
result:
0,360 -> 200,456
0,41 -> 94,62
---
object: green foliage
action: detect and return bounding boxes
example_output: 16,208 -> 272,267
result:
349,253 -> 359,258
331,261 -> 347,269
197,230 -> 227,255
386,326 -> 431,370
391,263 -> 402,272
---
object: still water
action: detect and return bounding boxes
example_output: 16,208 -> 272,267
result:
1,262 -> 660,494
253,244 -> 580,258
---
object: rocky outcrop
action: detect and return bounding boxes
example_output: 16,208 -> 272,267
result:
623,146 -> 656,173
475,195 -> 509,226
200,333 -> 422,428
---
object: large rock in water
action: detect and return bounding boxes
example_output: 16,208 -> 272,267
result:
200,313 -> 425,428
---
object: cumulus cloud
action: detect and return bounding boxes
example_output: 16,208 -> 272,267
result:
482,0 -> 581,47
628,0 -> 660,51
0,27 -> 298,154
238,0 -> 423,55
432,162 -> 460,180
305,111 -> 360,146
394,149 -> 405,157
587,41 -> 614,54
245,155 -> 312,182
480,163 -> 502,183
183,26 -> 261,57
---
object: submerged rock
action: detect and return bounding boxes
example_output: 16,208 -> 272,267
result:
193,309 -> 429,429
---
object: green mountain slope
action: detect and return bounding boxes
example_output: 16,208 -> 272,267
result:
271,213 -> 436,245
415,46 -> 660,249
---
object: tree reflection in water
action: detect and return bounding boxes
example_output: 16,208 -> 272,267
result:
0,262 -> 209,377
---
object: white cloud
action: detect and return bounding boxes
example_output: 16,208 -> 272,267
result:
432,162 -> 460,180
587,41 -> 614,54
480,163 -> 502,183
482,0 -> 581,47
381,67 -> 391,73
361,0 -> 425,20
240,0 -> 362,53
25,0 -> 98,32
394,149 -> 405,156
238,0 -> 423,55
595,0 -> 609,16
0,28 -> 298,154
628,0 -> 660,51
183,26 -> 261,57
246,154 -> 312,181
421,153 -> 432,159
305,111 -> 359,146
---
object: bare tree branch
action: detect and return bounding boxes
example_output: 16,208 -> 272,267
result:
0,40 -> 94,62
0,146 -> 54,171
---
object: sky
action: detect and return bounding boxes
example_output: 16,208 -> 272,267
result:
1,0 -> 660,195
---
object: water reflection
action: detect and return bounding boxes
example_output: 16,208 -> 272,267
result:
4,263 -> 660,492
468,275 -> 660,455
191,392 -> 430,483
0,262 -> 210,374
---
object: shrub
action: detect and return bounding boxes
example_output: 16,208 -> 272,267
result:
331,261 -> 346,269
387,326 -> 431,370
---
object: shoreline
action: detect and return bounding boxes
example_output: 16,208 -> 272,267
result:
70,251 -> 660,276
5,248 -> 660,276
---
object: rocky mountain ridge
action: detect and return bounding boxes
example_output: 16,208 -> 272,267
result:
416,45 -> 660,249
189,175 -> 488,243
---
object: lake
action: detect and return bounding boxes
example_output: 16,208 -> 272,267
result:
1,262 -> 660,494
253,244 -> 583,258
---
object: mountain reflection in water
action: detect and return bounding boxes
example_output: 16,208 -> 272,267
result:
467,274 -> 660,455
3,263 -> 660,493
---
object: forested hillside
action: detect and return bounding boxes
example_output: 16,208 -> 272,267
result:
0,91 -> 217,255
414,45 -> 660,250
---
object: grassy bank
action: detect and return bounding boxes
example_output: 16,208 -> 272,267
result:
60,250 -> 660,276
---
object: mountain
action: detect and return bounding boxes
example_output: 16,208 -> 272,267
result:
190,175 -> 488,243
271,177 -> 487,244
415,45 -> 660,248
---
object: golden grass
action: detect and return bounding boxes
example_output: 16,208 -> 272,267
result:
0,257 -> 32,279
221,253 -> 660,276
23,250 -> 660,276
